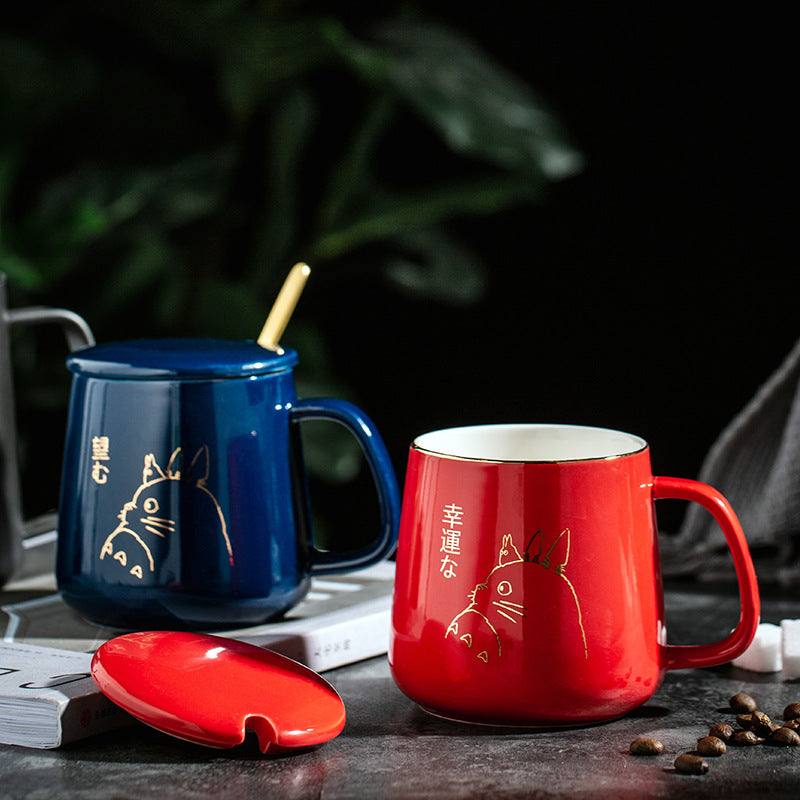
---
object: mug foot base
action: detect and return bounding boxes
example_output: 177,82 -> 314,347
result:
417,704 -> 626,730
58,580 -> 311,631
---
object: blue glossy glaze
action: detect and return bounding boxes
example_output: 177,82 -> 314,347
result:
56,339 -> 399,629
67,338 -> 297,379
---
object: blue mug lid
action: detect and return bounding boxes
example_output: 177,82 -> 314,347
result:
67,338 -> 298,379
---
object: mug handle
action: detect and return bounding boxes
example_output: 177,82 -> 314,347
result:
654,476 -> 761,670
290,397 -> 401,574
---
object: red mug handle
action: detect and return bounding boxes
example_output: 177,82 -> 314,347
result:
653,476 -> 760,671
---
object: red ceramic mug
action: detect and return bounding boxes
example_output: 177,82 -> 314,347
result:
390,424 -> 760,726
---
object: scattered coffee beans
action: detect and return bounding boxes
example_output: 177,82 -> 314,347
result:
783,702 -> 800,721
627,693 -> 800,777
674,753 -> 709,775
697,736 -> 726,756
629,737 -> 664,755
709,723 -> 735,742
729,692 -> 757,713
766,727 -> 800,747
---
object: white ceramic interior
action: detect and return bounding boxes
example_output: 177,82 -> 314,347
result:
413,424 -> 647,463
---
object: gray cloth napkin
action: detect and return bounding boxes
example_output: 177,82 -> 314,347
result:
660,337 -> 800,587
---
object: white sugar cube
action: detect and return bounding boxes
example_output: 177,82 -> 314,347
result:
732,622 -> 782,672
782,619 -> 800,679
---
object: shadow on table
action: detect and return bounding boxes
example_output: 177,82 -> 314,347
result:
337,674 -> 672,739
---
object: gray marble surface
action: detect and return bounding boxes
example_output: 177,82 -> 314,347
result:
2,588 -> 800,799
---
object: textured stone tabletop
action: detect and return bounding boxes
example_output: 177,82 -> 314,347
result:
2,587 -> 800,799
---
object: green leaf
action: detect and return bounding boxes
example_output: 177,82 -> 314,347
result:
3,146 -> 233,297
90,233 -> 173,320
312,175 -> 544,259
215,16 -> 343,122
317,92 -> 396,232
342,20 -> 584,181
32,147 -> 231,231
145,149 -> 236,228
383,227 -> 487,305
247,87 -> 318,288
0,250 -> 45,292
78,3 -> 340,123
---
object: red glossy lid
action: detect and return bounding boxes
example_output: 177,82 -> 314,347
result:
91,631 -> 346,753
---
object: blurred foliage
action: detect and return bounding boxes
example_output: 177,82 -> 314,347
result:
0,1 -> 581,518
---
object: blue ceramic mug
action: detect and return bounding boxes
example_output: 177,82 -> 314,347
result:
56,338 -> 400,629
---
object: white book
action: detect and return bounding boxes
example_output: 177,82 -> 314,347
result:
220,562 -> 396,670
0,560 -> 396,748
0,641 -> 132,749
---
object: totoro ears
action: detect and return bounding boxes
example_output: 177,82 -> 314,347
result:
142,446 -> 210,486
142,453 -> 164,484
497,534 -> 523,566
525,527 -> 571,570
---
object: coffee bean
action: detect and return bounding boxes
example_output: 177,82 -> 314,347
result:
674,753 -> 709,775
783,718 -> 800,731
729,693 -> 757,713
783,702 -> 800,721
630,737 -> 664,755
751,711 -> 776,736
732,730 -> 762,746
709,723 -> 735,742
736,713 -> 754,729
696,736 -> 726,756
766,727 -> 800,747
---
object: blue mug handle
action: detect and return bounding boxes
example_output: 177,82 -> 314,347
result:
290,398 -> 400,574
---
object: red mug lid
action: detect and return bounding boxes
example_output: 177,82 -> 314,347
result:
91,631 -> 345,753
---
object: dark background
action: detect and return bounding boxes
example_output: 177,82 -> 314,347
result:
4,5 -> 795,537
308,6 -> 795,532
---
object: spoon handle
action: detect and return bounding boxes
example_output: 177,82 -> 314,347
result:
258,262 -> 311,353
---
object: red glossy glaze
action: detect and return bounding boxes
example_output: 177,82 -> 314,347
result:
91,632 -> 345,752
390,427 -> 759,726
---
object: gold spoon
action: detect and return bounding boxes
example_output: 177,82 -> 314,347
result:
257,262 -> 311,354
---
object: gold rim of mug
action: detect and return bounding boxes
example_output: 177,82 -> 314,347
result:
411,424 -> 649,464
